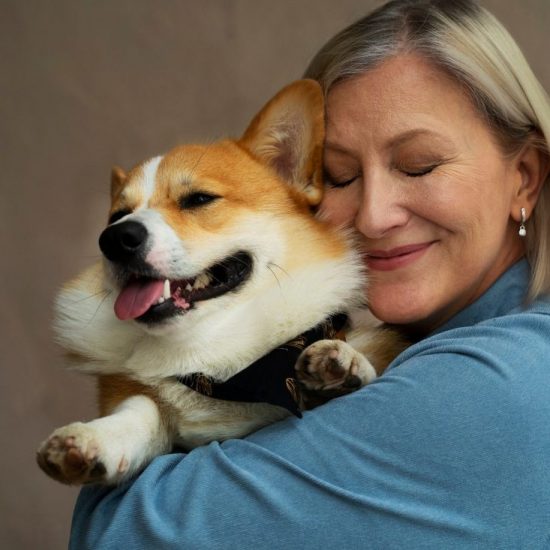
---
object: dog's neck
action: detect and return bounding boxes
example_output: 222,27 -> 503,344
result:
173,313 -> 348,416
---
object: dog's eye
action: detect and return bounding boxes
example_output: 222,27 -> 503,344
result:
179,192 -> 220,209
108,209 -> 131,225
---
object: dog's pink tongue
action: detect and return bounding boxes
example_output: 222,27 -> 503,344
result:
114,279 -> 165,320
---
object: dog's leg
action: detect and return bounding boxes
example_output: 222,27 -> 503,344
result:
37,395 -> 171,485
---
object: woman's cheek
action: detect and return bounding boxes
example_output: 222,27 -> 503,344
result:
320,188 -> 356,226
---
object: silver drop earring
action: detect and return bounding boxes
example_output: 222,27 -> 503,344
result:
519,207 -> 527,237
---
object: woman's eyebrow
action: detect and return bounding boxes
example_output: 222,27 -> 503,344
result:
387,128 -> 454,149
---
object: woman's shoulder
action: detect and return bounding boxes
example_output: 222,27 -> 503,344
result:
391,292 -> 550,368
381,295 -> 550,428
365,294 -> 550,457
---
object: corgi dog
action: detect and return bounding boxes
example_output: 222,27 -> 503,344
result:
37,80 -> 406,485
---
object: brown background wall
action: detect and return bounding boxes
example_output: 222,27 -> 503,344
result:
1,1 -> 549,548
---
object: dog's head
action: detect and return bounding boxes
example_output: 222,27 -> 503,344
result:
98,80 -> 329,332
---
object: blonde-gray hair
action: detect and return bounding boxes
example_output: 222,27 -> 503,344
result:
305,0 -> 550,299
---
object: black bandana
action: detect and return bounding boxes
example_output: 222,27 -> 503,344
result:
174,313 -> 348,418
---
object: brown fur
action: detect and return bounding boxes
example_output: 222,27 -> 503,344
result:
356,327 -> 410,376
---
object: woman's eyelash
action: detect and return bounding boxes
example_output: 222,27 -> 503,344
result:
401,164 -> 438,177
323,163 -> 439,186
323,171 -> 359,188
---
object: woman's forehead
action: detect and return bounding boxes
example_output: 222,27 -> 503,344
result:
325,54 -> 482,149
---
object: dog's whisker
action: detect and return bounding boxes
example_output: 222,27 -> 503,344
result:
267,262 -> 290,279
266,264 -> 283,289
86,290 -> 112,326
68,289 -> 110,305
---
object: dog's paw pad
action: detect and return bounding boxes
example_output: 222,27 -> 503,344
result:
37,424 -> 107,485
296,339 -> 376,394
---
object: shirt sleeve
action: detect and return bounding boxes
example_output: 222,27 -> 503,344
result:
69,317 -> 550,549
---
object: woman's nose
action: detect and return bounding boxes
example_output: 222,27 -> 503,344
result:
354,176 -> 410,239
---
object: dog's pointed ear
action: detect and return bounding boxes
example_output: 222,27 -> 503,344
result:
239,79 -> 325,206
110,166 -> 127,200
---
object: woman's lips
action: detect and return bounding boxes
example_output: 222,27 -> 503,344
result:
364,242 -> 435,271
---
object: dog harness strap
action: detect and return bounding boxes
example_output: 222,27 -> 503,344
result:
175,313 -> 348,418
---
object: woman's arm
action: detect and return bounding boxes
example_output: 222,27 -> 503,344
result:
70,318 -> 550,549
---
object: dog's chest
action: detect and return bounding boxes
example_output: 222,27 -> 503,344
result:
156,379 -> 289,449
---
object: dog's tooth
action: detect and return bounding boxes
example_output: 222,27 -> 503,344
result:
194,272 -> 210,289
185,283 -> 193,292
163,279 -> 171,299
158,297 -> 165,304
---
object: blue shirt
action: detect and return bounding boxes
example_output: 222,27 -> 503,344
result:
70,260 -> 550,549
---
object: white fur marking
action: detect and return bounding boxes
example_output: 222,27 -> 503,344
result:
141,156 -> 162,205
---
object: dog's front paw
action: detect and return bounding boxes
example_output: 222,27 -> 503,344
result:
37,423 -> 112,485
295,339 -> 376,399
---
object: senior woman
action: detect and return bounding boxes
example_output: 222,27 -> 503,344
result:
70,1 -> 550,548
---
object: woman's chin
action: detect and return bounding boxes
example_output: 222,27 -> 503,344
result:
367,288 -> 442,329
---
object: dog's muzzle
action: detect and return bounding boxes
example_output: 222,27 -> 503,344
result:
99,221 -> 148,263
97,219 -> 255,324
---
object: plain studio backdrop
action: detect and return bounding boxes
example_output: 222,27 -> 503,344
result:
1,1 -> 549,548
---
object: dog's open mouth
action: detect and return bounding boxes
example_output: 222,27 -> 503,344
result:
113,251 -> 253,324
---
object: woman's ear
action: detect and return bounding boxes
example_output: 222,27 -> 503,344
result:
510,143 -> 549,222
239,79 -> 325,206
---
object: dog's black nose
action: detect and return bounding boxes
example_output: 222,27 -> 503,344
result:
99,221 -> 149,263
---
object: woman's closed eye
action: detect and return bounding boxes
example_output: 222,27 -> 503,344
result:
398,164 -> 439,178
323,169 -> 360,188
